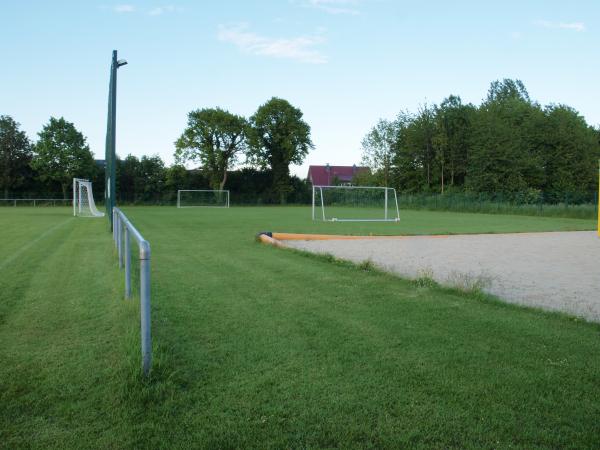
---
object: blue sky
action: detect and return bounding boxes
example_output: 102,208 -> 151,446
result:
1,1 -> 598,177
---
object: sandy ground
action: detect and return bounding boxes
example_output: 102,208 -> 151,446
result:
284,231 -> 600,322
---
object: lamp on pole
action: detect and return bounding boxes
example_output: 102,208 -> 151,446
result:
105,50 -> 127,230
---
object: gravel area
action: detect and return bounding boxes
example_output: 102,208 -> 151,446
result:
284,231 -> 600,322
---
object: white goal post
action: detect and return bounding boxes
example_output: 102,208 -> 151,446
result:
312,185 -> 400,222
177,190 -> 230,208
73,178 -> 104,217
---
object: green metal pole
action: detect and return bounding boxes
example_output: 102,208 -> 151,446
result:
109,51 -> 117,230
105,50 -> 126,231
105,51 -> 116,228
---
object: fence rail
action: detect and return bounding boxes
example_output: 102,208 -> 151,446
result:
112,207 -> 152,376
397,192 -> 598,220
0,198 -> 73,207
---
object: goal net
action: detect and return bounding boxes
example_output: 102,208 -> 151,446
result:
312,186 -> 400,222
73,178 -> 104,217
177,190 -> 230,208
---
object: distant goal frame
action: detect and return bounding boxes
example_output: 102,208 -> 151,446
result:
177,189 -> 230,208
73,177 -> 105,218
312,185 -> 400,222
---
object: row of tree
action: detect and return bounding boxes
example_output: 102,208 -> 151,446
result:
109,155 -> 311,204
360,79 -> 600,202
0,97 -> 313,204
2,80 -> 598,205
0,116 -> 98,199
175,97 -> 312,203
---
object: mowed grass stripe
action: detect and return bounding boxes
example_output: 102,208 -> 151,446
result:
118,207 -> 600,448
0,209 -> 145,449
0,217 -> 72,270
0,209 -> 75,261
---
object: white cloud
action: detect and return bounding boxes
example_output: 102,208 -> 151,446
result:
114,4 -> 135,13
217,24 -> 327,64
534,19 -> 586,32
110,4 -> 183,16
558,22 -> 586,32
304,0 -> 360,15
148,5 -> 183,16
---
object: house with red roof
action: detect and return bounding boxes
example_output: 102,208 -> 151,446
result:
307,164 -> 370,186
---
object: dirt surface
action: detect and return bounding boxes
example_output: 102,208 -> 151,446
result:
284,231 -> 600,322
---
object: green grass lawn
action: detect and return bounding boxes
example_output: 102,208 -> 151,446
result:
1,206 -> 599,449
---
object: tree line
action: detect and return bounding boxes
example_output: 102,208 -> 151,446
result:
0,116 -> 98,199
2,81 -> 599,206
0,97 -> 313,203
360,79 -> 600,203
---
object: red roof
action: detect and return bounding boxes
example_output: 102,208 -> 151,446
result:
307,165 -> 370,186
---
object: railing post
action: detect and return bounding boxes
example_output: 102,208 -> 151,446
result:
120,221 -> 124,268
118,218 -> 123,269
113,207 -> 152,376
140,242 -> 152,376
113,210 -> 117,245
125,227 -> 131,299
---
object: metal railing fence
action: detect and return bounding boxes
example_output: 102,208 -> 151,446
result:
0,198 -> 73,207
112,207 -> 152,376
396,191 -> 598,220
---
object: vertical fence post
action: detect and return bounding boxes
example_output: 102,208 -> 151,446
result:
120,221 -> 125,269
118,218 -> 123,269
113,210 -> 117,245
125,227 -> 131,299
113,207 -> 152,376
140,242 -> 152,376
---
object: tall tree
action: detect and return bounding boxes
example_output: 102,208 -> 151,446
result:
537,105 -> 599,198
136,155 -> 166,202
391,111 -> 422,192
32,117 -> 95,199
403,104 -> 437,191
486,79 -> 530,103
361,119 -> 398,186
117,154 -> 140,202
0,116 -> 32,198
175,108 -> 247,191
165,164 -> 189,192
248,98 -> 313,204
467,80 -> 542,195
433,96 -> 474,192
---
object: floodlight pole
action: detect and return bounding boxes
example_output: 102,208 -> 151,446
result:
105,50 -> 127,231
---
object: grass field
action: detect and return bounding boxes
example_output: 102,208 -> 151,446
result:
1,206 -> 599,449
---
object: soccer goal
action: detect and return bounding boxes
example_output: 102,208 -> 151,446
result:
73,178 -> 104,217
177,190 -> 230,208
312,186 -> 400,222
